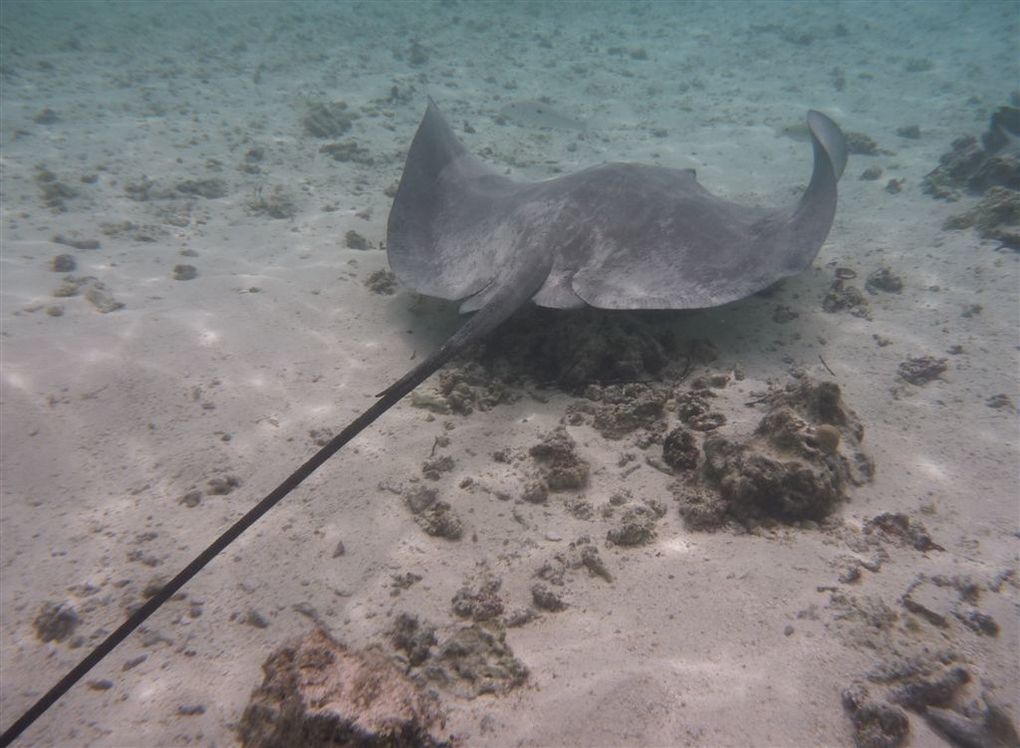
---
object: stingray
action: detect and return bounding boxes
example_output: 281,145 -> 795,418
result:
1,100 -> 846,744
381,98 -> 846,398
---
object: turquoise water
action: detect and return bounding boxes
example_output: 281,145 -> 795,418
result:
1,2 -> 1017,746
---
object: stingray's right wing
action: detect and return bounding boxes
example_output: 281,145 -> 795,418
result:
560,111 -> 847,310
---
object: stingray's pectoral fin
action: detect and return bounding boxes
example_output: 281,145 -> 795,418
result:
776,110 -> 847,258
808,110 -> 848,180
565,110 -> 849,311
742,109 -> 848,279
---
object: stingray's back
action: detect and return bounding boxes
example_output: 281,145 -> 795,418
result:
387,100 -> 847,312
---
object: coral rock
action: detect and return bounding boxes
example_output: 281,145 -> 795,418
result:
239,627 -> 447,748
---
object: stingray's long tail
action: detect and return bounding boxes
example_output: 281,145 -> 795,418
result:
0,260 -> 548,746
376,273 -> 539,400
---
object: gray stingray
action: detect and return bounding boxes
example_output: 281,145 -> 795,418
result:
0,99 -> 847,744
380,98 -> 846,399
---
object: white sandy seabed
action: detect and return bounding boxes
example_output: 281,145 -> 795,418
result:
1,2 -> 1017,746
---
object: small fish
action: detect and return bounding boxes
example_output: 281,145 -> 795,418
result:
778,122 -> 813,141
498,100 -> 587,131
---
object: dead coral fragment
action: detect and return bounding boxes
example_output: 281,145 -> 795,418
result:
675,389 -> 726,432
238,627 -> 447,748
898,356 -> 947,385
175,178 -> 227,199
863,513 -> 944,552
823,279 -> 871,318
531,583 -> 567,612
923,106 -> 1020,200
662,426 -> 699,471
925,699 -> 1020,748
986,393 -> 1016,411
416,503 -> 463,540
476,307 -> 675,389
865,267 -> 904,294
345,230 -> 370,250
390,613 -> 436,666
53,235 -> 100,250
247,185 -> 298,219
172,264 -> 198,281
520,480 -> 548,504
813,424 -> 841,455
302,101 -> 356,138
943,186 -> 1020,248
576,382 -> 668,439
607,503 -> 661,546
842,683 -> 910,748
365,269 -> 397,295
845,132 -> 881,156
403,486 -> 463,540
529,426 -> 589,490
675,485 -> 729,531
50,254 -> 76,272
33,601 -> 79,643
451,576 -> 505,622
320,140 -> 375,165
83,279 -> 124,313
35,167 -> 78,211
693,377 -> 873,525
780,377 -> 865,442
423,623 -> 528,698
411,363 -> 519,416
421,455 -> 454,481
703,436 -> 843,522
887,665 -> 969,711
